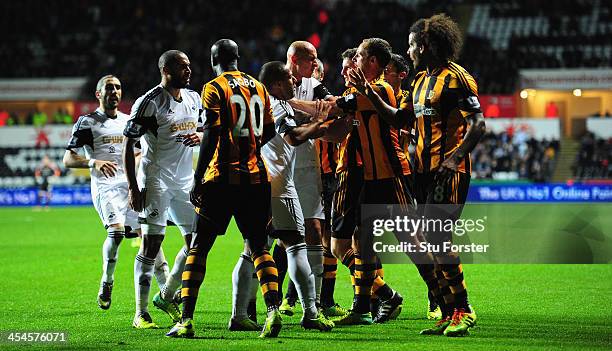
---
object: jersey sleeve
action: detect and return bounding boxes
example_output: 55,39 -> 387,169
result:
312,79 -> 333,100
271,99 -> 297,136
124,95 -> 158,138
66,116 -> 94,150
375,84 -> 397,108
202,83 -> 222,129
451,71 -> 481,117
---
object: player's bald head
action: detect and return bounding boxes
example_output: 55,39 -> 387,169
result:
287,41 -> 316,60
158,50 -> 187,71
211,39 -> 240,67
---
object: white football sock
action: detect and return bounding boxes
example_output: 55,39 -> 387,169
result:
231,253 -> 254,320
307,245 -> 324,305
134,253 -> 155,314
154,247 -> 169,289
286,243 -> 317,319
101,228 -> 124,284
161,246 -> 188,301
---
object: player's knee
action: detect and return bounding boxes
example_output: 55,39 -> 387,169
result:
304,219 -> 322,244
107,225 -> 125,243
331,238 -> 351,259
275,230 -> 303,248
140,227 -> 164,258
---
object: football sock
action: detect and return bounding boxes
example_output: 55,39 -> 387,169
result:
442,263 -> 470,312
307,244 -> 324,305
320,250 -> 338,307
231,253 -> 254,320
101,228 -> 124,284
252,250 -> 280,309
153,247 -> 169,289
134,254 -> 155,314
353,255 -> 376,314
435,264 -> 454,317
340,248 -> 356,289
415,263 -> 439,307
286,243 -> 318,319
371,256 -> 391,301
161,246 -> 188,301
181,248 -> 207,321
272,244 -> 287,298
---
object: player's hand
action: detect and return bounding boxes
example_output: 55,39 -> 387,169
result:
312,99 -> 333,122
437,155 -> 460,183
94,160 -> 118,178
348,67 -> 370,95
190,181 -> 205,208
128,187 -> 145,212
181,133 -> 201,147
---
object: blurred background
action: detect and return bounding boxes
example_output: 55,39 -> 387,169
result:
0,0 -> 610,205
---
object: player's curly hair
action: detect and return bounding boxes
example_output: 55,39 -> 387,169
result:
409,13 -> 463,62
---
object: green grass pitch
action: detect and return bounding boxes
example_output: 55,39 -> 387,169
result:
0,207 -> 610,350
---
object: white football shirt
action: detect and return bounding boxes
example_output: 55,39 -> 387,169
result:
67,108 -> 130,194
294,77 -> 332,169
262,97 -> 298,198
124,85 -> 202,190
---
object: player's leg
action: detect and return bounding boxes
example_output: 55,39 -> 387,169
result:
295,168 -> 325,307
133,225 -> 164,329
133,187 -> 169,329
411,173 -> 442,320
166,214 -> 219,338
228,242 -> 260,331
272,197 -> 333,332
167,182 -> 231,338
320,173 -> 344,316
420,172 -> 476,336
437,173 -> 476,336
235,183 -> 284,338
357,178 -> 409,324
154,188 -> 192,323
94,189 -> 125,310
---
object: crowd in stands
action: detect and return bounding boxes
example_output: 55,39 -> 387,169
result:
0,109 -> 73,127
2,0 -> 609,100
573,132 -> 611,179
471,131 -> 559,182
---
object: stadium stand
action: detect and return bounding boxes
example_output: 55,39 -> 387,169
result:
573,132 -> 612,180
472,132 -> 559,181
3,0 -> 607,99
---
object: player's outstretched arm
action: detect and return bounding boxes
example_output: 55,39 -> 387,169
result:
287,99 -> 344,119
285,120 -> 328,146
347,67 -> 411,129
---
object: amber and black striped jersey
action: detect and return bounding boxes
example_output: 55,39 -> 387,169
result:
401,61 -> 481,174
396,89 -> 412,157
317,139 -> 338,175
201,71 -> 274,185
336,77 -> 411,180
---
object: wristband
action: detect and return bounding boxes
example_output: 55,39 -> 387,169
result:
88,159 -> 97,168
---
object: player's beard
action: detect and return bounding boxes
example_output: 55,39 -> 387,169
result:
105,97 -> 119,110
170,78 -> 188,89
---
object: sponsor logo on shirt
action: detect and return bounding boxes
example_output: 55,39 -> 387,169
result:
170,121 -> 197,132
102,135 -> 124,144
